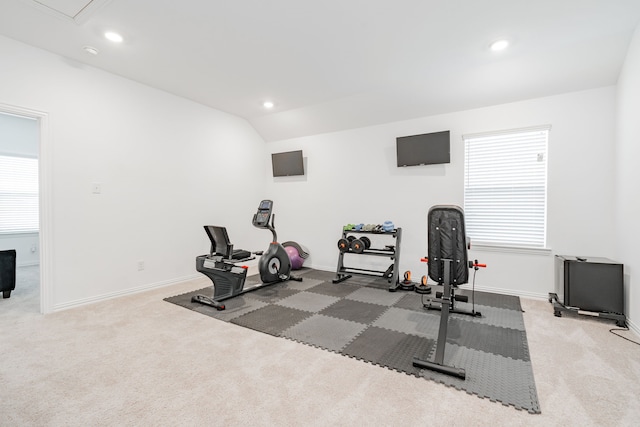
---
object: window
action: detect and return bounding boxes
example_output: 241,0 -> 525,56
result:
464,127 -> 549,248
0,155 -> 39,234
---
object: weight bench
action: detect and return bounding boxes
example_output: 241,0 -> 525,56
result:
412,205 -> 485,379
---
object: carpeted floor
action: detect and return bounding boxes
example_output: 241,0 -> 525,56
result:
165,268 -> 540,413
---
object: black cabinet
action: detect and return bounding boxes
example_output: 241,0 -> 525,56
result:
1,249 -> 17,298
549,255 -> 625,326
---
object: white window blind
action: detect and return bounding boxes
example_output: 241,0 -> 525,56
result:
464,127 -> 548,248
0,155 -> 39,234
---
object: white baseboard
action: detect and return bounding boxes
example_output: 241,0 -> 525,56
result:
51,267 -> 638,334
308,264 -> 550,300
626,317 -> 639,336
457,283 -> 550,300
307,264 -> 335,273
17,261 -> 40,268
53,273 -> 202,312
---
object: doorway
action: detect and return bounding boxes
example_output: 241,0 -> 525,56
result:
0,104 -> 52,313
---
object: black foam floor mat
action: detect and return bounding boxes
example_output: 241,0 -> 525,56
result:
165,269 -> 540,414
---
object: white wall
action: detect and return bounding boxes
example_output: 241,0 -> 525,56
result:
0,234 -> 39,267
0,112 -> 40,266
0,35 -> 267,310
615,24 -> 640,332
0,32 -> 624,312
0,112 -> 38,156
265,87 -> 617,299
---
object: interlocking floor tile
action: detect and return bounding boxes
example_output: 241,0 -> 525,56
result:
300,270 -> 337,282
320,299 -> 389,324
282,314 -> 367,352
243,285 -> 300,303
164,287 -> 269,321
307,280 -> 360,298
417,343 -> 540,413
346,286 -> 405,306
373,306 -> 441,338
275,291 -> 340,313
457,289 -> 522,311
231,305 -> 312,336
393,292 -> 430,311
193,295 -> 269,322
343,326 -> 435,375
282,277 -> 326,291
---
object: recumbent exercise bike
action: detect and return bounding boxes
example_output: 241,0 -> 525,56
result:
192,200 -> 301,310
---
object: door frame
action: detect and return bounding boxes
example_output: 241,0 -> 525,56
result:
0,103 -> 53,313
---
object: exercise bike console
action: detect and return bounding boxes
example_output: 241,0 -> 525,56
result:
253,199 -> 273,228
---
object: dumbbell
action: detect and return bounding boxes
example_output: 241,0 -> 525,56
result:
415,275 -> 432,294
350,236 -> 371,253
403,270 -> 412,284
399,270 -> 415,291
337,236 -> 356,252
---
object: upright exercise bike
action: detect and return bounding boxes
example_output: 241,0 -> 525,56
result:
192,199 -> 301,310
253,199 -> 299,284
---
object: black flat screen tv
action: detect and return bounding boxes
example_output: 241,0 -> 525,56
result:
272,150 -> 304,177
396,130 -> 450,167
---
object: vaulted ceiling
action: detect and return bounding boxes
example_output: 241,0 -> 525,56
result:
1,0 -> 640,141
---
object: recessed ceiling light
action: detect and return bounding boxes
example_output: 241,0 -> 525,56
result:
490,39 -> 509,51
83,46 -> 99,55
263,101 -> 274,109
104,31 -> 123,43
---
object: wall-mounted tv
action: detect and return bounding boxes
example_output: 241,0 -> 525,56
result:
271,150 -> 304,177
396,130 -> 450,167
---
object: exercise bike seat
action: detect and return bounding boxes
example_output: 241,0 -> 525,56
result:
230,249 -> 252,260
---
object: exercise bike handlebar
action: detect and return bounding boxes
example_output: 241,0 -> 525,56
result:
270,214 -> 278,242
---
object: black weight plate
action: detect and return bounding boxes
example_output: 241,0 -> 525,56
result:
351,238 -> 365,254
360,236 -> 371,249
337,238 -> 350,252
398,283 -> 415,291
415,284 -> 432,294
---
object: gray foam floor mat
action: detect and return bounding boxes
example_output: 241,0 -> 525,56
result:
282,314 -> 368,352
164,269 -> 540,414
231,304 -> 310,336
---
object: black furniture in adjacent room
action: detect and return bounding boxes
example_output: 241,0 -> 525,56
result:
549,255 -> 626,326
1,249 -> 17,298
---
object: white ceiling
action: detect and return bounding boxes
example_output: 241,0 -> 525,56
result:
1,0 -> 640,141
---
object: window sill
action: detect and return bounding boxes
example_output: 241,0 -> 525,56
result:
469,243 -> 552,256
0,231 -> 39,237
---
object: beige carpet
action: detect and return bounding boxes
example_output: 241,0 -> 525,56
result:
1,266 -> 640,426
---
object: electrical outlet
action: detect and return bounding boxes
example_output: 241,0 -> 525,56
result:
137,261 -> 145,271
92,183 -> 102,194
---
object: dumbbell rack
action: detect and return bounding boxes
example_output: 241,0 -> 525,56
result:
333,228 -> 402,291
